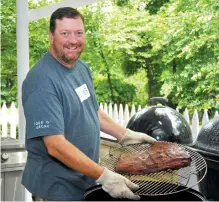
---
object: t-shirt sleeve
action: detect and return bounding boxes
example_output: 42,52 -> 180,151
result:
23,90 -> 64,139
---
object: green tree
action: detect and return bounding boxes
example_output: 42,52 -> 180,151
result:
80,1 -> 138,104
157,0 -> 219,111
2,0 -> 218,112
1,0 -> 17,105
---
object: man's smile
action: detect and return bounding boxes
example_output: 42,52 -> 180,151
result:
66,46 -> 77,51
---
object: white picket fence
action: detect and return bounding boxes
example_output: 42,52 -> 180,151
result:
0,102 -> 18,139
0,102 -> 218,142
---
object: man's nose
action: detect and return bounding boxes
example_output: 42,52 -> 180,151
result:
68,33 -> 77,42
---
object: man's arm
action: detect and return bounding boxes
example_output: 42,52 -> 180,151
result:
98,108 -> 157,145
43,134 -> 140,200
98,108 -> 126,141
43,135 -> 103,179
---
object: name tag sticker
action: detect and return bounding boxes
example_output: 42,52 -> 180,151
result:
75,84 -> 90,102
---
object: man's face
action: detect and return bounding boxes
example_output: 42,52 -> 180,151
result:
49,17 -> 85,68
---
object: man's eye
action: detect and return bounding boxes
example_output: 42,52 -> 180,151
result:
61,32 -> 69,37
75,31 -> 84,37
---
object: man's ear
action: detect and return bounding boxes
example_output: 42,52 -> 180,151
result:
49,32 -> 54,45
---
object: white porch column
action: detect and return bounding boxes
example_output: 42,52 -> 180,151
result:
16,0 -> 29,143
16,1 -> 32,201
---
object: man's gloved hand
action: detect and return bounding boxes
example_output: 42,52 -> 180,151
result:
96,167 -> 140,200
119,129 -> 157,146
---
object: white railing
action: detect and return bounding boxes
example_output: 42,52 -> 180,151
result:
0,102 -> 18,139
1,102 -> 218,142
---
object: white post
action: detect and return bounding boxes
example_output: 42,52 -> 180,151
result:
119,104 -> 124,126
124,104 -> 130,127
9,102 -> 18,139
103,103 -> 108,115
1,103 -> 8,137
108,103 -> 113,118
137,105 -> 142,111
214,111 -> 219,118
113,104 -> 119,123
183,108 -> 190,125
16,1 -> 32,201
28,0 -> 102,22
202,110 -> 209,126
99,103 -> 103,111
192,109 -> 199,142
130,104 -> 136,117
16,0 -> 29,143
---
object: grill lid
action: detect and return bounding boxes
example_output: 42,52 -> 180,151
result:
126,106 -> 193,146
100,143 -> 207,196
194,117 -> 219,156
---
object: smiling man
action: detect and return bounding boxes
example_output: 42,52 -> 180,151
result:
21,7 -> 156,201
49,14 -> 85,68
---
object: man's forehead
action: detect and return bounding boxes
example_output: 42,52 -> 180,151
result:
56,17 -> 83,24
55,17 -> 84,29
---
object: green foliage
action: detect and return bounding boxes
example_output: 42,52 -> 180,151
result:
146,0 -> 170,14
29,18 -> 50,67
80,2 -> 146,104
1,0 -> 17,104
115,0 -> 129,7
1,0 -> 56,105
154,0 -> 219,111
1,0 -> 219,113
109,0 -> 219,110
126,70 -> 149,107
93,76 -> 136,106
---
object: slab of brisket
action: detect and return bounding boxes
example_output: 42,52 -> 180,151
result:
115,142 -> 192,174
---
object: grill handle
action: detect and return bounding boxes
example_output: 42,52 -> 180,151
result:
149,97 -> 168,106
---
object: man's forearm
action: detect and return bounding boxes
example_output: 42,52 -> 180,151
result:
43,135 -> 103,180
98,109 -> 126,140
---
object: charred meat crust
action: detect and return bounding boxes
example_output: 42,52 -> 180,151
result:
115,142 -> 192,174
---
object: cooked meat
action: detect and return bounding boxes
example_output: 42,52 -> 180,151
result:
115,142 -> 192,174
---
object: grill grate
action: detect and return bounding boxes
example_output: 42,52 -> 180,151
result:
100,143 -> 207,196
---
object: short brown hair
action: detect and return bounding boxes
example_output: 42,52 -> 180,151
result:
50,7 -> 84,33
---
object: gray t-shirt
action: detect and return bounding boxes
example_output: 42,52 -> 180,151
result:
22,52 -> 100,200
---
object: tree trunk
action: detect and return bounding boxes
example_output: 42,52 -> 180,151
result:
145,59 -> 153,102
173,59 -> 176,73
92,30 -> 114,103
98,49 -> 114,102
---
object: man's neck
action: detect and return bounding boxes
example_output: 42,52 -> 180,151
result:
49,49 -> 75,69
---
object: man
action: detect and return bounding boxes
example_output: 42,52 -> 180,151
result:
22,7 -> 156,201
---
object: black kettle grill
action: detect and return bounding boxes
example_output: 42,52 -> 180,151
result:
83,98 -> 207,201
126,97 -> 193,146
193,117 -> 219,201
